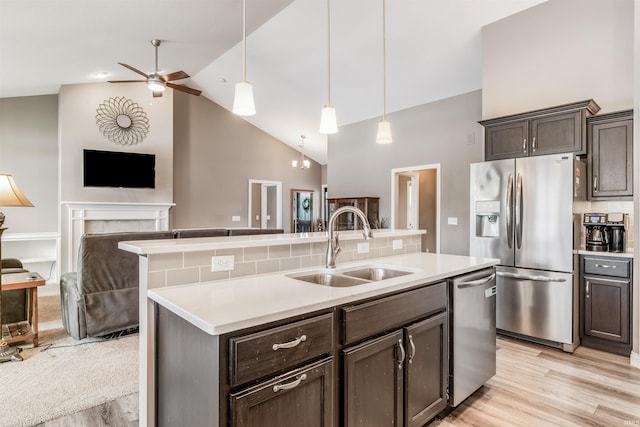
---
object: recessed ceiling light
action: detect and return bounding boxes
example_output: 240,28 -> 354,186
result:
93,72 -> 110,79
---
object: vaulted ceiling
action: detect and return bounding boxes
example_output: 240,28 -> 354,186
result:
0,0 -> 546,164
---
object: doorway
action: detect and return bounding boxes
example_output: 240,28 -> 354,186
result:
291,189 -> 314,233
248,179 -> 282,230
391,164 -> 440,253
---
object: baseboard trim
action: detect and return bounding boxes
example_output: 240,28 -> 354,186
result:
631,351 -> 640,369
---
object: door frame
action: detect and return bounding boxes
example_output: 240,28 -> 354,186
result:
390,164 -> 441,253
248,179 -> 283,229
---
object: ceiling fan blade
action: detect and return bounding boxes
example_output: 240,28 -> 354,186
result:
167,82 -> 202,96
161,70 -> 190,82
108,80 -> 146,83
118,62 -> 149,78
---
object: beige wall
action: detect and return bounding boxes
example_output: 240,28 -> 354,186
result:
171,91 -> 322,232
0,95 -> 58,233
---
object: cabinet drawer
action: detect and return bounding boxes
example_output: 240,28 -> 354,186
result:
583,257 -> 631,278
230,313 -> 333,387
342,282 -> 446,346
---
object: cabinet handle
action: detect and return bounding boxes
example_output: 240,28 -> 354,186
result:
532,137 -> 536,152
408,335 -> 416,364
594,176 -> 598,192
272,373 -> 307,392
272,335 -> 307,351
397,339 -> 405,370
594,264 -> 616,269
586,281 -> 590,299
522,138 -> 527,153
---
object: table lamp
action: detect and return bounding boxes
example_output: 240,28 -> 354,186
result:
0,173 -> 34,362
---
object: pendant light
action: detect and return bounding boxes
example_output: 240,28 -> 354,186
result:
319,0 -> 338,134
376,0 -> 392,144
232,0 -> 256,116
292,135 -> 311,169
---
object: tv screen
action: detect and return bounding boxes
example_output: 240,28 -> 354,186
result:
83,149 -> 156,189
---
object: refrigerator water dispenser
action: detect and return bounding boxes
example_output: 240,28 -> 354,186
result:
475,200 -> 501,237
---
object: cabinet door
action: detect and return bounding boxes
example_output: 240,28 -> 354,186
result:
584,276 -> 630,343
529,111 -> 584,156
404,312 -> 448,427
230,358 -> 333,427
484,121 -> 529,160
589,118 -> 633,199
343,330 -> 404,427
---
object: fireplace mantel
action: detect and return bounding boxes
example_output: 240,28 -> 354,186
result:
62,201 -> 174,271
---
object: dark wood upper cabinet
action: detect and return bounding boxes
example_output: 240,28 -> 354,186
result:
480,99 -> 600,161
587,109 -> 633,200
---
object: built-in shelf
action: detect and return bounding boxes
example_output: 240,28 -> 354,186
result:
1,232 -> 60,284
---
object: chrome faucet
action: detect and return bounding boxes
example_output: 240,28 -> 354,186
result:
326,206 -> 374,268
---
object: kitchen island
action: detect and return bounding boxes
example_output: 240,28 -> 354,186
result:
120,231 -> 498,426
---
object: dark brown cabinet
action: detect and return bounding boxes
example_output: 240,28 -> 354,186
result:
587,110 -> 633,200
580,255 -> 632,356
327,197 -> 379,230
341,283 -> 448,427
480,100 -> 600,161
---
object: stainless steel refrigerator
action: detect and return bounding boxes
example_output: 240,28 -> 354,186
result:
469,153 -> 584,352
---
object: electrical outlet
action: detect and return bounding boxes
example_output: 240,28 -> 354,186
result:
357,242 -> 369,254
232,216 -> 241,222
392,239 -> 403,250
211,255 -> 235,272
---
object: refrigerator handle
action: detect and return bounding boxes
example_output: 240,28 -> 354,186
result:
515,173 -> 523,249
497,271 -> 567,283
506,174 -> 513,249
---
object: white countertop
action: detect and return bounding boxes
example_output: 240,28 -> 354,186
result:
120,229 -> 425,255
148,252 -> 499,336
575,249 -> 634,259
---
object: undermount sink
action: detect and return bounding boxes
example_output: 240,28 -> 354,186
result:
287,265 -> 417,287
292,273 -> 369,287
343,267 -> 412,281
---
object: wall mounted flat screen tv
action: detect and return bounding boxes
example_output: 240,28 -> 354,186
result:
83,149 -> 156,189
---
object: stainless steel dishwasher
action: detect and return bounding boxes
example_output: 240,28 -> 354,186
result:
449,268 -> 497,407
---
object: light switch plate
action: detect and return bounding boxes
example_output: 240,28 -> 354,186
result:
448,217 -> 458,225
392,239 -> 403,250
357,242 -> 369,254
232,216 -> 241,222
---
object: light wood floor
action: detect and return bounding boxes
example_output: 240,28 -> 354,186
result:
36,336 -> 640,426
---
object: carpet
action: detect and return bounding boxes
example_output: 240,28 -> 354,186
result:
0,294 -> 138,426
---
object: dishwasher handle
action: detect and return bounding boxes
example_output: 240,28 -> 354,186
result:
456,273 -> 496,289
497,271 -> 566,283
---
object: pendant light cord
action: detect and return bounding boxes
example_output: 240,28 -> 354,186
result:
242,0 -> 247,82
327,0 -> 332,105
382,0 -> 387,120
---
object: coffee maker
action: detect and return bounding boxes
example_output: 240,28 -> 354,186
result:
583,213 -> 627,252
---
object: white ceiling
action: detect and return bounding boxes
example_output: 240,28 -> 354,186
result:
0,0 -> 546,164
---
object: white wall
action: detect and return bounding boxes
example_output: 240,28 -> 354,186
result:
482,0 -> 634,119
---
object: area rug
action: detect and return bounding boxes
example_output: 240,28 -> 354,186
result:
0,295 -> 138,426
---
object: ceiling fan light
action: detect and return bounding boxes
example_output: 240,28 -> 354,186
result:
319,105 -> 338,134
376,119 -> 393,144
147,76 -> 166,92
233,81 -> 256,116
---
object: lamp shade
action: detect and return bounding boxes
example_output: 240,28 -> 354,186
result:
233,81 -> 256,116
376,120 -> 393,144
146,76 -> 166,92
319,105 -> 338,134
0,174 -> 33,207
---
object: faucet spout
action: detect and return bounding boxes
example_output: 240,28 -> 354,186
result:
326,206 -> 374,269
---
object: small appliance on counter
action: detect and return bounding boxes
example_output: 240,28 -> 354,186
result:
583,213 -> 628,253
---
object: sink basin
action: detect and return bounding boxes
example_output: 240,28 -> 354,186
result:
292,273 -> 369,287
343,267 -> 413,281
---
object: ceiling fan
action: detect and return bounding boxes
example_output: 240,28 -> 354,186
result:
109,39 -> 202,97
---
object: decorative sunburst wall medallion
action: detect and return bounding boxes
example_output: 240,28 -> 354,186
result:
95,97 -> 149,145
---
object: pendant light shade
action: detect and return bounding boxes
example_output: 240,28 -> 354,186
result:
319,0 -> 338,134
376,120 -> 392,144
233,0 -> 256,116
233,81 -> 256,116
376,0 -> 392,144
319,105 -> 338,134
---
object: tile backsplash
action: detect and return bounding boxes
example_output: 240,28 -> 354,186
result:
147,235 -> 423,289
